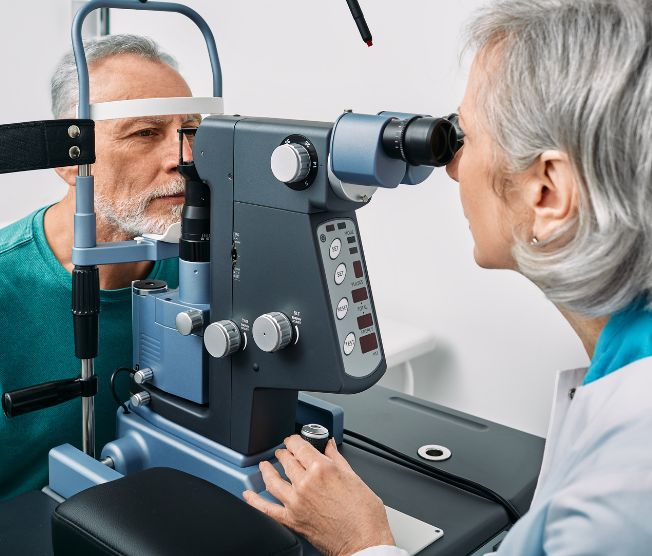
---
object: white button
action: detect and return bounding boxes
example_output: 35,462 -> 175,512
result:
329,238 -> 342,260
334,263 -> 347,285
336,297 -> 349,320
343,332 -> 356,355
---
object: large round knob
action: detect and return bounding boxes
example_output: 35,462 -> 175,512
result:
252,312 -> 293,352
204,320 -> 242,358
176,309 -> 204,336
271,143 -> 311,184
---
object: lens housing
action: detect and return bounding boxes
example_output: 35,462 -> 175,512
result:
381,115 -> 459,167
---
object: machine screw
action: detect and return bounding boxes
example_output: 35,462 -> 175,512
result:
69,146 -> 81,159
130,391 -> 151,408
133,367 -> 154,385
67,125 -> 81,138
176,309 -> 204,336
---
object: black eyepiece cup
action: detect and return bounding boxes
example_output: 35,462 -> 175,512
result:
381,116 -> 460,167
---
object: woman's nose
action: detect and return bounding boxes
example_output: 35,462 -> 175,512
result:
446,147 -> 462,182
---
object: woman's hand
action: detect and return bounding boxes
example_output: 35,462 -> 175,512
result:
243,435 -> 395,556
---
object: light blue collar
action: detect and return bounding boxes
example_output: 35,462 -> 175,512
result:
584,297 -> 652,385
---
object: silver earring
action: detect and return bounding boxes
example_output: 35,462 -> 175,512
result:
530,236 -> 539,245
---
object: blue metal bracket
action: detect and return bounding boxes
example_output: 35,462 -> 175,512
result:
72,237 -> 179,265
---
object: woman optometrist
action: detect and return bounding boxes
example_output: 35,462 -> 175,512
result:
243,0 -> 652,554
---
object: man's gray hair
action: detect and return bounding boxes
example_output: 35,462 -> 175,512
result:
467,0 -> 652,316
51,34 -> 178,119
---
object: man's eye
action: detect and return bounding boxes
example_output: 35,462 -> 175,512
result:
136,129 -> 156,137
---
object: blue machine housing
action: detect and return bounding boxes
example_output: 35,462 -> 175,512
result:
131,260 -> 210,404
330,111 -> 435,188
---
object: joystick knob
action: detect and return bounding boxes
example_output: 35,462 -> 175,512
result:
271,143 -> 311,184
300,424 -> 330,453
204,320 -> 242,358
252,312 -> 292,352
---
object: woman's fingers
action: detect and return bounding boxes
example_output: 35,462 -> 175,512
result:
259,460 -> 293,503
276,448 -> 306,484
325,438 -> 352,471
284,434 -> 323,468
242,490 -> 290,526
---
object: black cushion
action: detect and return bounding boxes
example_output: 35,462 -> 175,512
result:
51,467 -> 301,556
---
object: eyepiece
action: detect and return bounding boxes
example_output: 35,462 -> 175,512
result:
381,115 -> 460,167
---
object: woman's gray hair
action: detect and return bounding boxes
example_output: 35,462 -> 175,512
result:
51,34 -> 178,119
466,0 -> 652,316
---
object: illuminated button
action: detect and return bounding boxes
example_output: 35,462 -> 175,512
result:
349,247 -> 358,255
353,260 -> 363,278
326,224 -> 335,232
329,238 -> 342,259
336,297 -> 349,320
351,287 -> 368,303
347,236 -> 356,244
337,222 -> 347,230
357,313 -> 373,329
334,263 -> 347,285
343,332 -> 356,355
360,333 -> 378,354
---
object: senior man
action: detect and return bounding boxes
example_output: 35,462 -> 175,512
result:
0,34 -> 198,500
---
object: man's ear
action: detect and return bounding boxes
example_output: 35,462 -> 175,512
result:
54,165 -> 78,186
521,150 -> 579,241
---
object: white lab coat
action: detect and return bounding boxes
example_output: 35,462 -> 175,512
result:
355,356 -> 652,556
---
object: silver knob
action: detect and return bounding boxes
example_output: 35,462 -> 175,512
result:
204,320 -> 242,358
176,309 -> 204,336
252,312 -> 293,352
130,391 -> 151,407
133,367 -> 154,385
271,143 -> 311,184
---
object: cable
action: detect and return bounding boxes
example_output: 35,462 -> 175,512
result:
343,429 -> 521,523
110,367 -> 136,415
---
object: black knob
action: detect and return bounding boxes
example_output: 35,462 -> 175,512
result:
300,423 -> 330,453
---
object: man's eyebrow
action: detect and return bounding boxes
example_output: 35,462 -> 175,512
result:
114,114 -> 202,132
183,113 -> 202,124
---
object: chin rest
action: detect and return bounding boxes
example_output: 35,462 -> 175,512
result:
51,467 -> 302,556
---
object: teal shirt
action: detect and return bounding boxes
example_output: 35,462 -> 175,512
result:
584,296 -> 652,385
0,207 -> 178,500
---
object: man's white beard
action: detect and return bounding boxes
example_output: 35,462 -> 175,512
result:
94,178 -> 185,237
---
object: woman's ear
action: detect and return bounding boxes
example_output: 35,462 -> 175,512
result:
522,150 -> 579,241
54,165 -> 78,187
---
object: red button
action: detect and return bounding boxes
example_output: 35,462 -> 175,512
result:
351,287 -> 368,303
353,260 -> 363,278
360,333 -> 378,354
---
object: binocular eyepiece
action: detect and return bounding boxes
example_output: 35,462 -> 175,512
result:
381,113 -> 464,167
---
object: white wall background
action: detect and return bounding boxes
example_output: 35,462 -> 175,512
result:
0,0 -> 589,436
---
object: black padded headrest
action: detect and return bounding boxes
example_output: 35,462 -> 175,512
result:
52,467 -> 301,556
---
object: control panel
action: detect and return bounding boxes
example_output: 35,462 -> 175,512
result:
317,218 -> 382,378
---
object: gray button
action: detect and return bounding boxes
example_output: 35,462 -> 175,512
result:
329,238 -> 342,260
334,263 -> 347,285
343,332 -> 356,355
336,297 -> 349,320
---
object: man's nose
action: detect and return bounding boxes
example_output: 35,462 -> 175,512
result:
164,133 -> 193,173
446,147 -> 462,182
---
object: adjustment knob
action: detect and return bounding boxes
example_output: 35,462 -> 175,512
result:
133,367 -> 154,385
176,309 -> 204,336
252,312 -> 293,352
130,391 -> 151,408
271,143 -> 311,184
204,320 -> 242,358
300,423 -> 330,454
